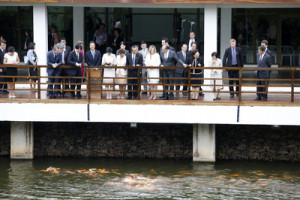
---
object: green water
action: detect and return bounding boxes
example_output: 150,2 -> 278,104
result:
0,158 -> 299,199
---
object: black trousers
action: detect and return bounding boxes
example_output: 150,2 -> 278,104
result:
163,69 -> 175,97
257,77 -> 269,99
228,69 -> 239,94
61,69 -> 70,95
128,69 -> 138,98
0,71 -> 7,91
175,71 -> 185,91
69,70 -> 81,97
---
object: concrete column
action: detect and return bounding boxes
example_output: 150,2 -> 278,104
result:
11,122 -> 34,159
33,3 -> 48,82
220,8 -> 232,60
73,7 -> 84,47
204,5 -> 218,84
193,124 -> 216,162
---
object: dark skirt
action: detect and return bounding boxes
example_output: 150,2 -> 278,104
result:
5,67 -> 18,82
191,74 -> 202,85
29,68 -> 38,81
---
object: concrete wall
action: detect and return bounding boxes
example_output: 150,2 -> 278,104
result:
0,122 -> 299,161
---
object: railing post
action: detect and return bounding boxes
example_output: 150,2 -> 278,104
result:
37,67 -> 41,99
87,67 -> 91,102
188,67 -> 191,100
137,66 -> 141,100
239,67 -> 242,102
291,68 -> 295,103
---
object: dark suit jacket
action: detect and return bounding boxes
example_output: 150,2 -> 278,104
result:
186,39 -> 199,50
160,50 -> 183,68
126,53 -> 143,76
257,53 -> 272,79
67,51 -> 83,76
47,51 -> 62,76
112,35 -> 123,53
85,50 -> 102,67
176,51 -> 188,74
222,47 -> 244,67
0,49 -> 6,73
65,45 -> 72,53
187,57 -> 204,74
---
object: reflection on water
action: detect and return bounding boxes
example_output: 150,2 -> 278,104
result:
0,158 -> 299,199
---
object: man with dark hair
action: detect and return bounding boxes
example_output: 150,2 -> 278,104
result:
67,44 -> 83,99
139,41 -> 149,95
186,32 -> 199,52
223,38 -> 244,98
0,41 -> 7,94
160,37 -> 175,53
160,45 -> 186,100
126,45 -> 143,99
58,43 -> 70,98
94,23 -> 107,54
47,46 -> 62,99
60,37 -> 71,53
255,46 -> 272,101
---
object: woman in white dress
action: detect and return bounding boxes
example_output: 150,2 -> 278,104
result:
3,46 -> 20,99
144,45 -> 161,100
208,52 -> 223,100
115,48 -> 127,99
102,47 -> 116,99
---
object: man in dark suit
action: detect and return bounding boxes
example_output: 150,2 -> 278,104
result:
67,44 -> 83,99
261,40 -> 272,76
160,45 -> 186,100
186,32 -> 199,52
0,41 -> 7,94
47,46 -> 63,99
160,37 -> 175,53
58,43 -> 70,98
222,38 -> 244,98
126,45 -> 143,99
175,44 -> 188,95
255,46 -> 272,101
85,41 -> 102,67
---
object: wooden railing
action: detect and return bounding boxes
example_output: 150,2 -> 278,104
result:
0,64 -> 299,103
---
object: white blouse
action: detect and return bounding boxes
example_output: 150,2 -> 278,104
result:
4,52 -> 18,64
145,53 -> 161,67
102,53 -> 116,66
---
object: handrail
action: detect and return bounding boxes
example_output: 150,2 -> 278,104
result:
0,64 -> 299,103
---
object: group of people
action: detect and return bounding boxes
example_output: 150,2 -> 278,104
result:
0,29 -> 272,101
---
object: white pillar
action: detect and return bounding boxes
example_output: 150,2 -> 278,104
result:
204,5 -> 218,84
73,7 -> 84,47
220,8 -> 232,60
193,124 -> 216,162
11,122 -> 34,159
33,3 -> 48,81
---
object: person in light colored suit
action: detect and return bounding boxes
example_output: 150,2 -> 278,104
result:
208,52 -> 223,101
139,41 -> 149,95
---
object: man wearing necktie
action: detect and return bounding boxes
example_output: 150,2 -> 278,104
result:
67,44 -> 83,99
175,44 -> 188,95
222,39 -> 244,98
58,43 -> 70,98
126,45 -> 143,99
187,32 -> 199,52
139,41 -> 149,95
47,46 -> 62,99
255,46 -> 272,101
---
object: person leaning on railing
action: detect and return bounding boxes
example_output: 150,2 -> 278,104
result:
3,46 -> 20,99
26,42 -> 38,92
0,40 -> 8,94
67,44 -> 84,99
208,52 -> 223,101
47,46 -> 62,99
145,45 -> 161,100
187,49 -> 204,100
115,48 -> 127,99
102,47 -> 117,99
58,43 -> 70,98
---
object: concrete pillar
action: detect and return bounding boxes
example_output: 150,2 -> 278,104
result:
73,7 -> 84,47
11,122 -> 34,159
220,8 -> 232,60
203,5 -> 218,84
33,3 -> 48,82
193,124 -> 216,162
